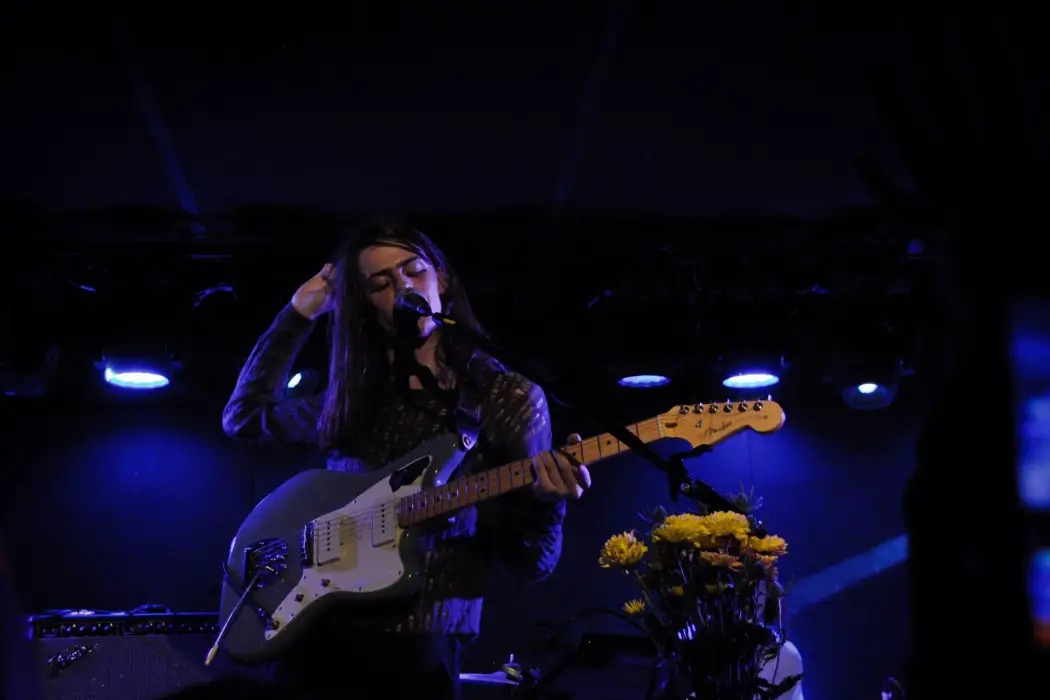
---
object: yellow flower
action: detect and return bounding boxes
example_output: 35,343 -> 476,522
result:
666,585 -> 685,597
623,599 -> 646,615
699,552 -> 743,570
756,554 -> 778,570
598,530 -> 648,568
750,535 -> 788,556
705,582 -> 729,595
652,513 -> 709,546
700,511 -> 750,541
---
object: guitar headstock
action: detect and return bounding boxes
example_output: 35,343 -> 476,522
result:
658,399 -> 786,448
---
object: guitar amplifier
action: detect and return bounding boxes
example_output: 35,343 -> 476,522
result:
28,611 -> 266,700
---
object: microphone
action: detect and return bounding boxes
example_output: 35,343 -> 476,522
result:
394,289 -> 433,318
393,289 -> 455,326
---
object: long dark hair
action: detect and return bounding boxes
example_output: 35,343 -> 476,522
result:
318,217 -> 489,452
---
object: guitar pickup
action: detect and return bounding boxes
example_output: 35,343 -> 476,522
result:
371,502 -> 396,547
313,517 -> 342,566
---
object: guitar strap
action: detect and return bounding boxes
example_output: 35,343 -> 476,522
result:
452,379 -> 483,446
448,351 -> 492,454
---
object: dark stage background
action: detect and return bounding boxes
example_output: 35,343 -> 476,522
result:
5,2 -> 1046,698
0,357 -> 920,699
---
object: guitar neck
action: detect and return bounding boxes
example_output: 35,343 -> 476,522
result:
396,417 -> 663,527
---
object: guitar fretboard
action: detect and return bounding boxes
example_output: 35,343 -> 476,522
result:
395,417 -> 663,527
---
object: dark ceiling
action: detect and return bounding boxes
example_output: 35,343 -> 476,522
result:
3,2 -> 901,218
2,3 -> 1042,399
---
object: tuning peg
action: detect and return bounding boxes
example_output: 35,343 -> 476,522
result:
738,402 -> 748,412
722,402 -> 733,413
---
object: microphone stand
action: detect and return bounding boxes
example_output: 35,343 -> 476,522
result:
434,314 -> 738,511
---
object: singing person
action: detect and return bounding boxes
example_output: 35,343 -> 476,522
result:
222,217 -> 590,700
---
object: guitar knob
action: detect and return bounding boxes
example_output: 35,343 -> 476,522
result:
693,405 -> 703,414
708,405 -> 718,414
753,401 -> 763,411
679,406 -> 690,415
738,403 -> 748,412
722,403 -> 733,413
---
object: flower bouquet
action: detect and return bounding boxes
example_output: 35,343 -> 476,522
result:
598,492 -> 802,700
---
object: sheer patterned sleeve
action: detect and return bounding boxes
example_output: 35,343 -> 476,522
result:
476,373 -> 566,584
222,304 -> 322,445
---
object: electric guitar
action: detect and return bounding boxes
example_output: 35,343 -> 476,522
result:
212,399 -> 786,665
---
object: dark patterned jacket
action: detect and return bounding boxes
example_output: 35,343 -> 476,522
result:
222,304 -> 566,637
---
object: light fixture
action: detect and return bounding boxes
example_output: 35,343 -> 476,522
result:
97,351 -> 179,391
103,364 -> 170,390
723,371 -> 780,390
831,325 -> 904,410
617,374 -> 671,389
718,354 -> 788,394
841,380 -> 899,410
286,368 -> 320,396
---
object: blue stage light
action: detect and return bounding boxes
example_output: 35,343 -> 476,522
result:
617,374 -> 671,388
722,372 -> 780,390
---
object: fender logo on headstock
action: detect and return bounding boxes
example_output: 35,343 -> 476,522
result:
704,421 -> 734,437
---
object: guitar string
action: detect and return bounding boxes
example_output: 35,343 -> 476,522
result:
291,410 -> 778,542
296,422 -> 662,537
250,415 -> 774,571
265,409 -> 755,548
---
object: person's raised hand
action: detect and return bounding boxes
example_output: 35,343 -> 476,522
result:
291,264 -> 336,320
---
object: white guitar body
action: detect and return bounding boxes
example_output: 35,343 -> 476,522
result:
217,433 -> 472,665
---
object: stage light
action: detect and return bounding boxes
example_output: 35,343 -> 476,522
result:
723,372 -> 780,390
841,380 -> 899,410
617,374 -> 671,389
716,352 -> 788,396
103,366 -> 170,390
286,368 -> 320,396
831,327 -> 904,410
97,352 -> 179,391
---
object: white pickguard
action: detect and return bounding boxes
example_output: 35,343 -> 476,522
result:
265,474 -> 423,641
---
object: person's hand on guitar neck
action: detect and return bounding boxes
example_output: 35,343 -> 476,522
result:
291,263 -> 336,320
532,433 -> 592,503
